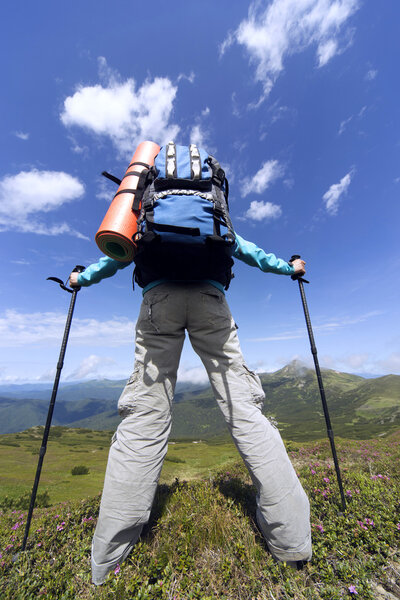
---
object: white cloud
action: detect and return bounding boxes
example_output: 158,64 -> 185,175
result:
67,354 -> 116,380
338,106 -> 367,135
61,58 -> 180,157
96,176 -> 117,202
0,310 -> 135,348
242,160 -> 284,220
378,353 -> 400,374
190,124 -> 207,148
248,311 -> 383,342
322,168 -> 354,215
177,364 -> 208,385
321,352 -> 400,375
242,159 -> 284,196
222,0 -> 360,100
338,115 -> 353,135
245,200 -> 282,221
317,38 -> 338,66
14,131 -> 29,140
189,107 -> 212,149
0,169 -> 88,238
177,71 -> 196,84
11,259 -> 31,265
365,68 -> 377,81
345,353 -> 370,369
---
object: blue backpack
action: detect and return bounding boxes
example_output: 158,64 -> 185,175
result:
132,142 -> 235,289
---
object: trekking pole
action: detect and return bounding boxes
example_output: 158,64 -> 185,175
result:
21,265 -> 85,552
289,255 -> 346,512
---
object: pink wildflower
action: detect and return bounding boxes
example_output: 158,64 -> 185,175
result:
11,522 -> 21,531
56,522 -> 65,531
348,585 -> 358,594
114,564 -> 120,575
323,477 -> 330,483
82,517 -> 94,523
346,490 -> 352,497
396,523 -> 400,531
311,469 -> 316,475
37,543 -> 42,547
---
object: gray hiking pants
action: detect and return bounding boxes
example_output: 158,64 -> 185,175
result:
91,283 -> 311,584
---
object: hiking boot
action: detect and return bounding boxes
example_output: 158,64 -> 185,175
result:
285,560 -> 308,570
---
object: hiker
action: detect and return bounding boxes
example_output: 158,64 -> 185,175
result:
69,143 -> 312,584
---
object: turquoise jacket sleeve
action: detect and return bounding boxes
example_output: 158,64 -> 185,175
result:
233,233 -> 295,275
77,256 -> 132,287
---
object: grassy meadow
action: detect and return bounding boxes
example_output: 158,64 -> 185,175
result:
0,427 -> 238,506
0,427 -> 399,598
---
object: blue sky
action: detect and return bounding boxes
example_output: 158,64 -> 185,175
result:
1,0 -> 399,384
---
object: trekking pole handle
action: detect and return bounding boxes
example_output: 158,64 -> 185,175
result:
289,255 -> 309,284
47,265 -> 86,294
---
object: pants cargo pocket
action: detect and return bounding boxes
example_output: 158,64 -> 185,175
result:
242,364 -> 265,409
138,292 -> 169,334
118,366 -> 142,417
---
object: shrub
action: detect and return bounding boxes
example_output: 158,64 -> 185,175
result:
49,427 -> 63,438
0,490 -> 50,510
165,456 -> 186,463
71,465 -> 89,476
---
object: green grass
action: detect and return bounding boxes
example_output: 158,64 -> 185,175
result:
0,430 -> 400,600
0,430 -> 399,598
0,427 -> 239,506
356,396 -> 400,417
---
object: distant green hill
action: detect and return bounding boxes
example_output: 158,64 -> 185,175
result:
1,361 -> 399,440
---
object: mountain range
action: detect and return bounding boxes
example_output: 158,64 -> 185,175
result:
0,361 -> 399,440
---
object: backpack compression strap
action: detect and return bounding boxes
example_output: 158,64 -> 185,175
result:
165,143 -> 202,180
189,144 -> 201,179
102,162 -> 154,212
166,142 -> 177,178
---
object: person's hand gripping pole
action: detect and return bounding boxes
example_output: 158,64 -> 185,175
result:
289,254 -> 308,282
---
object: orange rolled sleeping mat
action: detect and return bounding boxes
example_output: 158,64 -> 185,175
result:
95,140 -> 161,262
